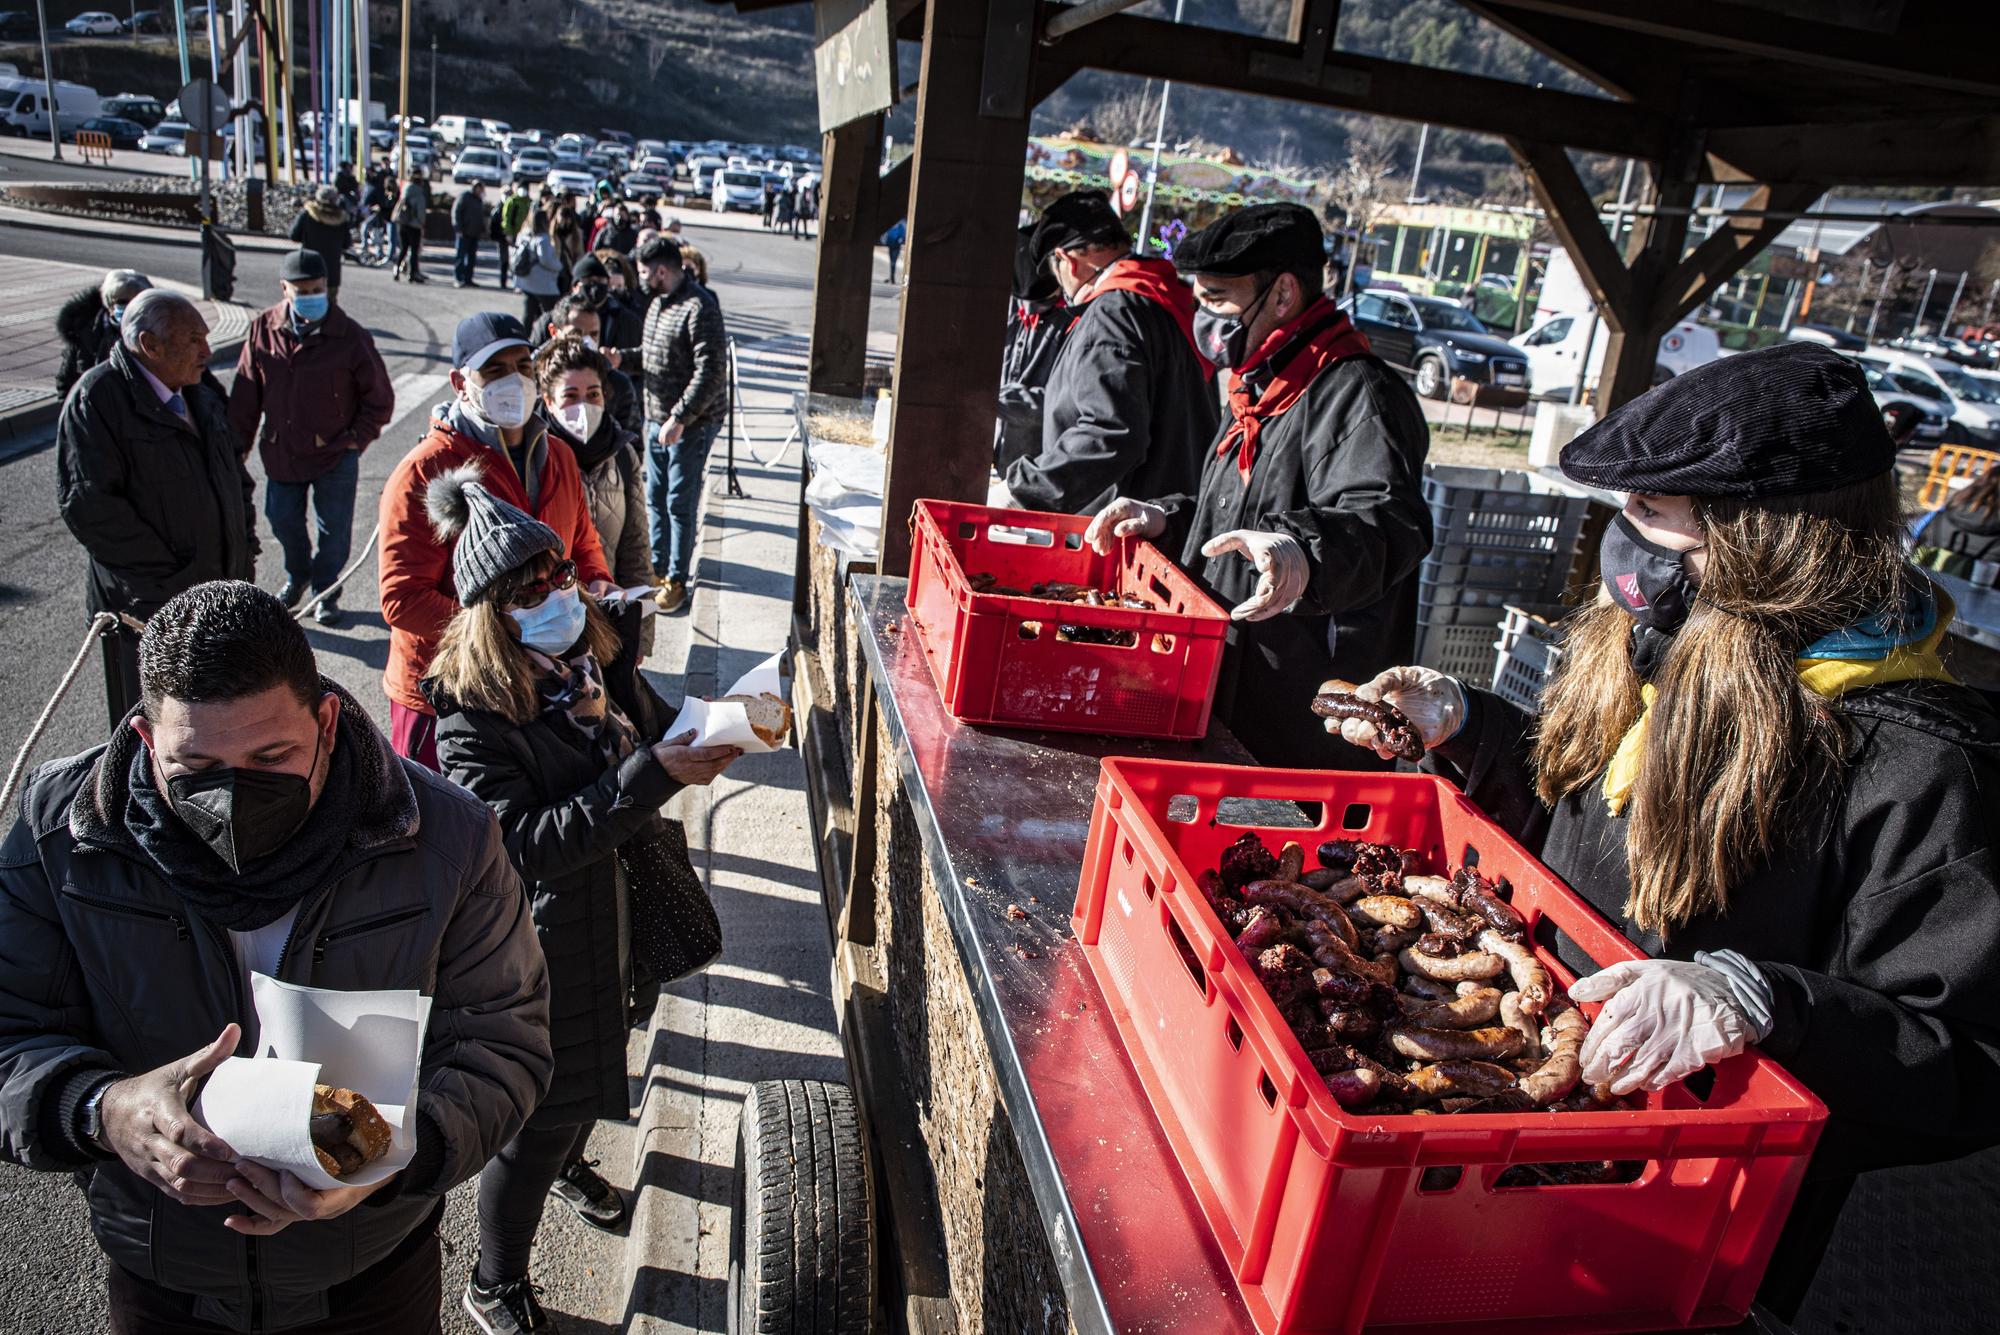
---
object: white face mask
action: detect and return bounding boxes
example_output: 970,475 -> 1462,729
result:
555,400 -> 603,440
467,371 -> 533,430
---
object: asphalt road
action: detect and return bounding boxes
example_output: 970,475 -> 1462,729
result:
0,212 -> 890,1332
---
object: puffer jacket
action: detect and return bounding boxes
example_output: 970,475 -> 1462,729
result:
555,417 -> 653,589
55,286 -> 118,398
431,605 -> 680,1127
613,272 -> 726,430
56,343 -> 256,619
0,684 -> 553,1332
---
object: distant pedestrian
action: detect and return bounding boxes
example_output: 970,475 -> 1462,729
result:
454,182 -> 490,288
289,185 -> 354,301
498,181 -> 530,290
883,218 -> 905,283
395,172 -> 431,283
543,295 -> 642,436
613,237 -> 726,613
376,312 -> 612,768
774,186 -> 796,235
334,157 -> 359,201
361,166 -> 394,264
538,333 -> 651,584
551,200 -> 586,287
55,268 -> 150,399
762,179 -> 779,229
55,290 -> 255,724
511,207 -> 563,326
227,250 -> 394,628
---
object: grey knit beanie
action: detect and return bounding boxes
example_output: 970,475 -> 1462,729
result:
424,464 -> 563,605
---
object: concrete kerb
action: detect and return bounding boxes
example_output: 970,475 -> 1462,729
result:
0,200 -> 301,252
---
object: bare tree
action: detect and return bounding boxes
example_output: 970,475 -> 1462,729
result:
1075,85 -> 1161,146
1323,121 -> 1400,297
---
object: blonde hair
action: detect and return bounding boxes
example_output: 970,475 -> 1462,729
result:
425,554 -> 623,725
677,243 -> 708,287
1532,475 -> 1907,935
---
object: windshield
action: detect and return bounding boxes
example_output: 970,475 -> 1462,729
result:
1936,367 -> 2000,403
1410,299 -> 1486,332
462,150 -> 498,165
723,172 -> 761,187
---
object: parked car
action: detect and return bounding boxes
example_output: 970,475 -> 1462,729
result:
451,145 -> 508,187
122,10 -> 163,34
711,167 -> 765,214
366,118 -> 397,151
1859,348 -> 2000,444
598,127 -> 634,147
1785,322 -> 1864,352
65,11 -> 121,35
621,170 -> 667,201
1509,311 -> 1721,399
546,166 -> 596,196
637,154 -> 674,178
782,144 -> 812,162
510,146 -> 552,184
71,115 -> 146,148
555,132 -> 591,156
482,118 -> 512,140
636,137 -> 667,160
583,149 -> 618,178
138,119 -> 190,154
1339,289 -> 1530,399
102,94 -> 165,127
1857,362 -> 1950,444
430,113 -> 477,146
0,12 -> 36,39
687,154 -> 725,193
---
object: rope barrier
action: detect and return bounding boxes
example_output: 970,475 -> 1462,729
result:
0,611 -> 142,818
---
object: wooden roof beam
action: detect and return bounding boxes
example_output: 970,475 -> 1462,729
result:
1042,11 -> 1670,161
1709,115 -> 2000,186
1656,181 -> 1825,327
1506,137 -> 1634,325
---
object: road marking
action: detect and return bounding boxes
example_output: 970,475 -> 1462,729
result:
388,368 -> 450,421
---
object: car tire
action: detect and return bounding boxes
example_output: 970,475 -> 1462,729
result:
727,1079 -> 875,1335
1415,356 -> 1448,400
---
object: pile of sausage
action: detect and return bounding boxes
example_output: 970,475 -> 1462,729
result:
968,574 -> 1158,647
1197,830 -> 1623,1117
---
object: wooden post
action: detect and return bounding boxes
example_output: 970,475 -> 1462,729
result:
875,0 -> 1032,576
809,112 -> 886,399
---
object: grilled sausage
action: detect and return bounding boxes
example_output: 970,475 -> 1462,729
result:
1453,868 -> 1529,940
1499,990 -> 1542,1060
1244,880 -> 1358,947
1400,946 -> 1506,982
1276,841 -> 1306,884
1518,999 -> 1587,1106
1402,875 -> 1458,907
1348,895 -> 1423,931
1414,896 -> 1482,943
1304,920 -> 1397,986
1389,1024 -> 1526,1063
1234,904 -> 1288,953
1405,1060 -> 1519,1101
1310,689 -> 1426,762
1478,931 -> 1551,1016
1399,986 -> 1503,1030
1322,1067 -> 1382,1109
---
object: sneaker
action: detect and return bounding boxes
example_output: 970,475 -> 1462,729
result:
657,576 -> 687,614
277,579 -> 307,610
548,1156 -> 628,1231
463,1269 -> 554,1334
312,597 -> 345,627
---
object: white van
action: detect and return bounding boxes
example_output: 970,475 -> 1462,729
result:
712,167 -> 765,213
1512,250 -> 1721,399
430,113 -> 475,147
0,77 -> 100,138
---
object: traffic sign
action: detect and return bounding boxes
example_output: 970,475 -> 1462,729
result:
177,78 -> 230,136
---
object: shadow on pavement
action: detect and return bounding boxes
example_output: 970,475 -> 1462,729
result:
624,1265 -> 726,1331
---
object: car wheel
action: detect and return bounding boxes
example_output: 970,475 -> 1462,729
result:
1415,356 -> 1448,400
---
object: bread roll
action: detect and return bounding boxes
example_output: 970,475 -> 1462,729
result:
720,692 -> 791,747
309,1084 -> 391,1178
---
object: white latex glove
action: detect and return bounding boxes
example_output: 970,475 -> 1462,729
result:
1200,530 -> 1309,622
1328,666 -> 1466,756
1570,959 -> 1756,1095
1084,497 -> 1166,555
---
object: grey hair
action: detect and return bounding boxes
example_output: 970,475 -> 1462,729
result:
100,269 -> 151,306
121,289 -> 201,353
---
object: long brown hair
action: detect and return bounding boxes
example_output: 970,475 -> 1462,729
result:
425,553 -> 622,725
1532,474 -> 1907,935
1947,462 -> 2000,521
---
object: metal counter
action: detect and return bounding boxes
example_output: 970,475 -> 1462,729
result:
1930,568 -> 2000,651
850,573 -> 1258,1335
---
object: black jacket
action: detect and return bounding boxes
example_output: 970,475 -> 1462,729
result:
615,275 -> 727,430
56,344 -> 256,619
1005,289 -> 1220,515
1917,502 -> 2000,577
1429,675 -> 2000,1179
431,609 -> 685,1128
1155,353 -> 1432,770
288,209 -> 352,291
995,302 -> 1075,477
0,688 -> 552,1331
55,286 -> 118,399
452,188 -> 489,239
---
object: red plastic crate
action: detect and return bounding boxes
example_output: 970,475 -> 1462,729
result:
1072,759 -> 1825,1335
903,500 -> 1230,740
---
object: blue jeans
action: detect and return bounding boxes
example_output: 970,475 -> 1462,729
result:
645,417 -> 721,582
454,234 -> 480,284
264,450 -> 360,597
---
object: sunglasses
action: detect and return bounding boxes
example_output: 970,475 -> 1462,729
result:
504,559 -> 577,610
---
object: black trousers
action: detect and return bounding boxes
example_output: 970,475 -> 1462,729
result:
475,1120 -> 595,1286
101,620 -> 141,731
107,1207 -> 443,1334
397,225 -> 425,279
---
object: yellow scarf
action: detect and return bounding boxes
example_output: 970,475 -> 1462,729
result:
1601,593 -> 1959,815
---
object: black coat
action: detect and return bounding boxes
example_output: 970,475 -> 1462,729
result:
1917,502 -> 2000,577
55,287 -> 117,399
1155,353 -> 1432,770
56,343 -> 256,619
289,209 -> 352,291
1429,676 -> 2000,1180
1005,289 -> 1220,515
995,302 -> 1075,477
432,611 -> 685,1128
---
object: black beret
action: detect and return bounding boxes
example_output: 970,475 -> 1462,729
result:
1173,203 -> 1323,277
280,248 -> 327,282
1029,190 -> 1127,261
1012,223 -> 1060,303
1560,341 -> 1895,499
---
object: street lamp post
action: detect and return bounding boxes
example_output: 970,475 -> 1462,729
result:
429,34 -> 436,125
32,0 -> 62,161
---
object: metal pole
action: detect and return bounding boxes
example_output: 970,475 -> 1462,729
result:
31,0 -> 61,160
1865,262 -> 1895,343
305,0 -> 319,180
1985,278 -> 1999,326
1132,0 -> 1182,255
428,33 -> 435,125
1406,124 -> 1429,204
395,0 -> 410,180
1042,0 -> 1147,40
353,0 -> 369,171
724,339 -> 746,499
1916,267 -> 1938,336
1942,269 -> 1969,337
279,0 -> 297,182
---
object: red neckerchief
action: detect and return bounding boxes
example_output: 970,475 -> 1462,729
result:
1078,256 -> 1213,379
1216,296 -> 1371,480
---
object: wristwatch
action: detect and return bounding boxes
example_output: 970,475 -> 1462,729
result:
79,1077 -> 116,1154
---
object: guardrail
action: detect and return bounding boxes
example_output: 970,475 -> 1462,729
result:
75,131 -> 113,165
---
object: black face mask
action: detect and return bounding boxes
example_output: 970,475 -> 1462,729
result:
1599,512 -> 1699,633
1192,280 -> 1276,370
580,281 -> 609,308
164,728 -> 322,874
